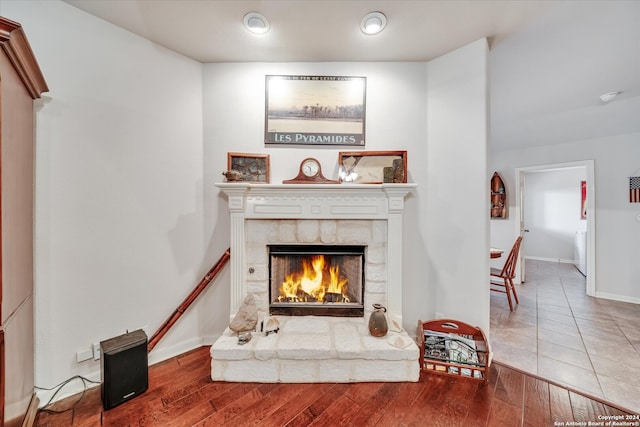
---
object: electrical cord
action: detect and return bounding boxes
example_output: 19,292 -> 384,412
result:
35,375 -> 100,414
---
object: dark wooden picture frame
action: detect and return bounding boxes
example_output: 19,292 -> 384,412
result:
338,150 -> 407,184
265,75 -> 366,146
227,152 -> 270,183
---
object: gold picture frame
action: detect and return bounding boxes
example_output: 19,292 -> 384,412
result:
226,152 -> 270,183
338,150 -> 407,184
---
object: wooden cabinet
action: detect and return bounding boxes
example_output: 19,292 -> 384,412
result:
0,16 -> 48,426
490,172 -> 507,219
417,319 -> 490,382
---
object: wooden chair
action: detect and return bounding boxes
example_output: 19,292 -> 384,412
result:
490,236 -> 522,311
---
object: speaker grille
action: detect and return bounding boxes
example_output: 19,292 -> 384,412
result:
100,329 -> 148,410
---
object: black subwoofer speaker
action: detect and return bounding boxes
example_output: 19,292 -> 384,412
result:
100,329 -> 148,410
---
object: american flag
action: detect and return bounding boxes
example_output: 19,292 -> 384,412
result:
631,177 -> 640,203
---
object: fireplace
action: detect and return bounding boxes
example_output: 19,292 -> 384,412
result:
269,245 -> 365,317
212,183 -> 419,383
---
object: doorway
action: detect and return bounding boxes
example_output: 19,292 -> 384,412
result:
514,160 -> 595,296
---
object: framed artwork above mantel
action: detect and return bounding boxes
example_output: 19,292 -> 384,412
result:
265,75 -> 366,146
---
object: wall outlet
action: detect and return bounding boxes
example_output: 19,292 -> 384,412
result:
76,348 -> 93,363
92,342 -> 101,360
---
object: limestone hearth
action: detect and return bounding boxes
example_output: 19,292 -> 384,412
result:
211,183 -> 418,383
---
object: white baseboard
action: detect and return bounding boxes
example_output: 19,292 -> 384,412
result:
35,336 -> 216,408
147,336 -> 204,365
524,256 -> 574,264
594,291 -> 640,305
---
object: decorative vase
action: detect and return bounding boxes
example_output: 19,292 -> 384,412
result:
368,304 -> 388,337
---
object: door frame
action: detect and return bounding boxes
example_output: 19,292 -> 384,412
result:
514,160 -> 596,296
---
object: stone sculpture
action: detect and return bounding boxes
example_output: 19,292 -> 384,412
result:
229,293 -> 258,335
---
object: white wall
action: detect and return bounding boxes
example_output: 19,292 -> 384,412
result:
490,133 -> 640,303
1,0 -> 208,398
202,40 -> 489,336
2,0 -> 490,400
424,40 -> 490,330
524,168 -> 587,262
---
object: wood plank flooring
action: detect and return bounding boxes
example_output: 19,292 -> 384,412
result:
35,346 -> 635,427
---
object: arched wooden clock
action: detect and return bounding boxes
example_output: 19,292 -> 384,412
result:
283,158 -> 339,184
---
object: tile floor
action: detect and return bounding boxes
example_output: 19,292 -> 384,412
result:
490,259 -> 640,414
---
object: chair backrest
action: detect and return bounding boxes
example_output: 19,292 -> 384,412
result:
500,236 -> 523,279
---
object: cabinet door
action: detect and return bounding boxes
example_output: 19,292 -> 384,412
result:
0,17 -> 48,425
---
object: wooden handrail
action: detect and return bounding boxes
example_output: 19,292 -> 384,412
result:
148,248 -> 231,352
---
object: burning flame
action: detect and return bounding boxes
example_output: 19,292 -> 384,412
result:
278,255 -> 349,303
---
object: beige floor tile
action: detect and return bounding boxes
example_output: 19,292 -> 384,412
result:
536,308 -> 576,326
571,309 -> 613,324
491,328 -> 537,354
490,259 -> 640,414
589,352 -> 640,378
576,326 -> 629,343
537,340 -> 591,369
537,356 -> 603,398
537,328 -> 586,352
536,302 -> 571,316
597,373 -> 640,414
491,344 -> 538,375
607,306 -> 640,324
581,334 -> 635,362
495,314 -> 537,330
573,312 -> 619,327
613,328 -> 640,352
538,317 -> 580,337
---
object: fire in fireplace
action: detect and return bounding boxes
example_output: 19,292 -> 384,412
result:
268,245 -> 365,317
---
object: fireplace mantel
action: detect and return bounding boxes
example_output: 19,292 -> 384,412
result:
216,183 -> 416,323
216,183 -> 416,219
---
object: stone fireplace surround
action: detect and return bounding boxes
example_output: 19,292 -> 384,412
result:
211,183 -> 419,382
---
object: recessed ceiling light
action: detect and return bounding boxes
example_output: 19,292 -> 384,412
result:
599,91 -> 622,103
361,12 -> 387,35
243,12 -> 270,35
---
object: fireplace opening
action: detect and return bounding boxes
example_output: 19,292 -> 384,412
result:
268,245 -> 365,317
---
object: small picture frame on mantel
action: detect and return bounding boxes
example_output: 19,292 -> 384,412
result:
338,150 -> 407,184
226,152 -> 270,183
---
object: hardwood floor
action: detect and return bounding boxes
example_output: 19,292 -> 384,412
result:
35,346 -> 635,427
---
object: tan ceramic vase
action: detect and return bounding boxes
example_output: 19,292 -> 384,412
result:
368,303 -> 388,337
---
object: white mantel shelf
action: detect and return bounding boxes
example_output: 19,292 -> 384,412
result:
215,182 -> 416,220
